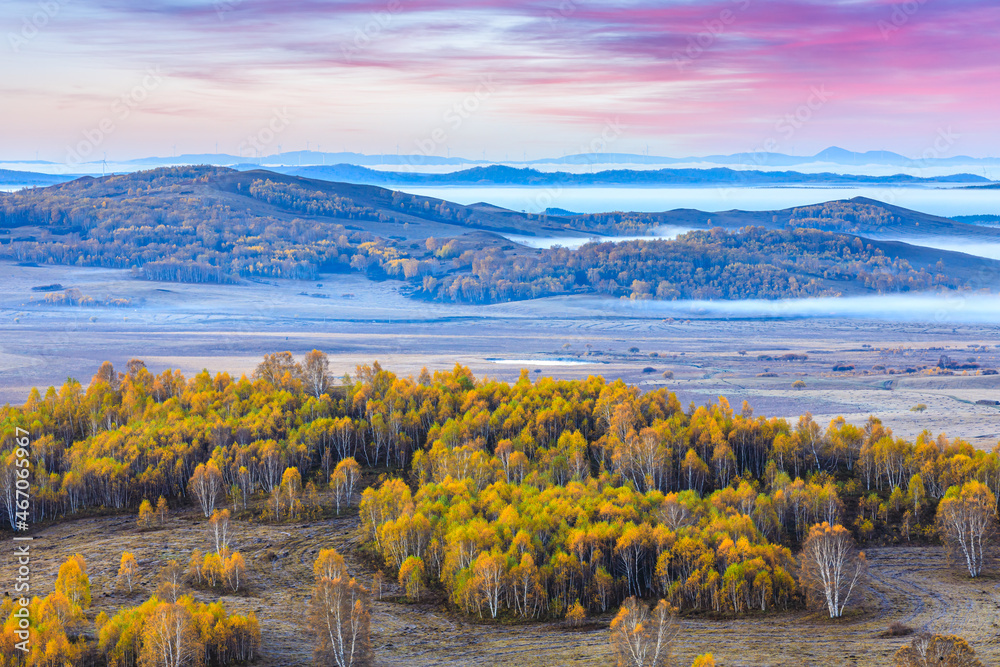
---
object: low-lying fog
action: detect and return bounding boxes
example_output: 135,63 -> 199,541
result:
875,237 -> 1000,261
589,292 -> 1000,325
502,225 -> 695,249
399,186 -> 999,217
6,160 -> 997,180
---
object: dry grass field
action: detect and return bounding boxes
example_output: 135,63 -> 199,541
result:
5,503 -> 1000,667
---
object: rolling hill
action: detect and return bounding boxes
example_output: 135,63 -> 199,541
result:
2,165 -> 999,303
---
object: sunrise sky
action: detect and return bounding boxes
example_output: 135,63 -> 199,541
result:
2,0 -> 998,162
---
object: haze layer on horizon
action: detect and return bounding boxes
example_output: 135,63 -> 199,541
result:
2,0 -> 998,163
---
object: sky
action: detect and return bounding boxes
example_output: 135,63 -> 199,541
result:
1,0 -> 999,163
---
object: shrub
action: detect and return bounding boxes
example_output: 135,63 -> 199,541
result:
885,621 -> 914,637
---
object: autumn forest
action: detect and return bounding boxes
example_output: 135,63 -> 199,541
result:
2,353 -> 998,666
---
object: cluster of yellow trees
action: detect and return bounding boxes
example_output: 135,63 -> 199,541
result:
4,354 -> 1000,625
0,556 -> 91,666
98,594 -> 260,667
0,552 -> 260,667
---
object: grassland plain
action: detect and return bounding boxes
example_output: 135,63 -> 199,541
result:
4,262 -> 1000,447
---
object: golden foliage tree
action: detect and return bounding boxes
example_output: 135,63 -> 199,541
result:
223,552 -> 247,592
118,552 -> 139,593
936,480 -> 996,578
139,602 -> 202,667
156,496 -> 170,525
138,499 -> 154,529
566,599 -> 586,627
303,349 -> 332,398
332,457 -> 361,514
156,560 -> 185,603
55,554 -> 91,610
398,556 -> 425,601
799,522 -> 865,618
315,548 -> 347,581
894,633 -> 983,667
209,509 -> 232,554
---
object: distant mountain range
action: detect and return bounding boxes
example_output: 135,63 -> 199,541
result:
0,163 -> 991,191
7,145 -> 999,170
273,164 -> 992,187
0,168 -> 82,186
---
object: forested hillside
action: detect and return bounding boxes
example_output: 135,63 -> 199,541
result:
1,167 -> 998,301
420,227 -> 969,302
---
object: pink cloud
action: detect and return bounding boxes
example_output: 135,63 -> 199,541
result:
3,0 -> 999,158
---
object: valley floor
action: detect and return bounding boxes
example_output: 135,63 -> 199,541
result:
3,262 -> 1000,448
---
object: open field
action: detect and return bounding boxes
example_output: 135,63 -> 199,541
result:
5,505 -> 1000,667
4,261 -> 1000,448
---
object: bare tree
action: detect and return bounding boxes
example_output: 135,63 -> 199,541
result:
188,461 -> 224,518
308,574 -> 373,667
155,560 -> 185,603
799,522 -> 866,618
303,349 -> 332,398
609,597 -> 679,667
894,633 -> 983,667
209,509 -> 232,553
936,480 -> 996,577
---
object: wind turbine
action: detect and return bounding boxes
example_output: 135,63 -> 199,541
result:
102,152 -> 107,177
